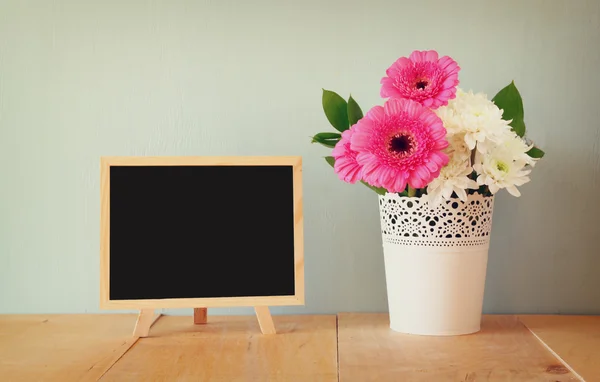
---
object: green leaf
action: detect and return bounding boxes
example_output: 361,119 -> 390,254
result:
322,89 -> 349,132
325,156 -> 335,167
492,81 -> 526,137
347,95 -> 363,126
312,132 -> 341,140
312,133 -> 341,148
324,156 -> 387,195
526,146 -> 545,159
510,119 -> 526,138
312,139 -> 338,149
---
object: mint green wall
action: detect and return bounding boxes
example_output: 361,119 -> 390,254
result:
1,0 -> 599,316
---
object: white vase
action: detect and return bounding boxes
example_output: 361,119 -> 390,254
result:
378,192 -> 495,336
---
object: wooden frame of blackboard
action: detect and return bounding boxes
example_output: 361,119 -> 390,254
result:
100,156 -> 304,335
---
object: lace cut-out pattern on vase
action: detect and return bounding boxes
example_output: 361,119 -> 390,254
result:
378,192 -> 495,247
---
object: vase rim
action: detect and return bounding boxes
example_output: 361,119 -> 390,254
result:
379,191 -> 494,201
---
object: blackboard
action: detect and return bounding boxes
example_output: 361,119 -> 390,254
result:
100,156 -> 304,309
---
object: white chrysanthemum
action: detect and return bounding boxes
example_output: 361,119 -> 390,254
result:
427,134 -> 479,206
435,88 -> 513,154
498,131 -> 538,167
446,133 -> 472,162
473,133 -> 532,197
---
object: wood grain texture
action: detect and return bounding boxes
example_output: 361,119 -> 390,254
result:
100,156 -> 302,166
100,315 -> 337,382
102,295 -> 302,309
337,313 -> 578,382
0,314 -> 139,382
255,306 -> 276,334
193,308 -> 208,324
99,155 -> 304,310
132,309 -> 161,337
292,156 -> 305,305
100,156 -> 110,308
519,315 -> 600,382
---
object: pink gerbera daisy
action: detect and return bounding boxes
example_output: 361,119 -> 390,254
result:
332,127 -> 363,184
380,50 -> 460,109
351,98 -> 450,193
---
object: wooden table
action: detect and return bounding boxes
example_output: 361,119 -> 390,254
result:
0,314 -> 598,381
338,314 -> 598,381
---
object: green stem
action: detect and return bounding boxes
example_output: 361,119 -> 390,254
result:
407,187 -> 417,197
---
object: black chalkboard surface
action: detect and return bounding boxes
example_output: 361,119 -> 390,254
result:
100,157 -> 304,309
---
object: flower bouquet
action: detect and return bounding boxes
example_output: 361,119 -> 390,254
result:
312,50 -> 544,335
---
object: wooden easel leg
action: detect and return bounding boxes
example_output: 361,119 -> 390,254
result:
194,308 -> 207,324
133,309 -> 161,338
254,306 -> 276,334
